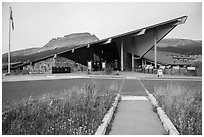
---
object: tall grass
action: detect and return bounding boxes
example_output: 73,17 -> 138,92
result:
2,82 -> 119,135
154,83 -> 202,135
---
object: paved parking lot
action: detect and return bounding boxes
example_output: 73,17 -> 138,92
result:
2,78 -> 122,105
2,72 -> 201,105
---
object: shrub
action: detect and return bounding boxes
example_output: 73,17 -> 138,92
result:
191,60 -> 202,76
2,82 -> 118,135
154,83 -> 202,135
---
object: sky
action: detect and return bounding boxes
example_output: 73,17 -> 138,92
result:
1,2 -> 202,54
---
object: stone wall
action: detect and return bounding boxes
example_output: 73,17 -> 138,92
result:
55,56 -> 87,72
23,56 -> 87,73
23,57 -> 54,73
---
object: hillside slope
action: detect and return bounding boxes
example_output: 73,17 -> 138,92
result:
2,48 -> 40,58
39,32 -> 99,52
157,38 -> 201,47
156,38 -> 202,55
2,33 -> 99,63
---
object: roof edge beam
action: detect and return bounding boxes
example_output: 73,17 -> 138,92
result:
102,38 -> 112,45
177,16 -> 188,24
133,28 -> 146,37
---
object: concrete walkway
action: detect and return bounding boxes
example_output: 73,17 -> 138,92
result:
2,71 -> 201,82
109,79 -> 166,135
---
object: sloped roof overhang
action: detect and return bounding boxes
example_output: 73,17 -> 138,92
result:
15,16 -> 187,68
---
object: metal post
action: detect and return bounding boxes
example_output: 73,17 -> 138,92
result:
121,40 -> 123,71
154,33 -> 157,69
132,53 -> 134,71
179,66 -> 180,75
131,38 -> 134,71
8,16 -> 11,74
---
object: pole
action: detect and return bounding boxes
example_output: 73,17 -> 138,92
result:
8,14 -> 11,74
132,53 -> 134,71
121,40 -> 123,71
154,32 -> 157,69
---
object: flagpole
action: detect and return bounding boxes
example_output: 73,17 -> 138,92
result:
8,9 -> 11,74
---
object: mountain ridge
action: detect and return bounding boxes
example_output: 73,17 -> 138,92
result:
157,38 -> 202,47
3,32 -> 99,57
2,35 -> 202,64
156,38 -> 202,55
39,32 -> 99,52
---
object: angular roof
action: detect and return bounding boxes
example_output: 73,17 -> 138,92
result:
89,15 -> 187,45
12,15 -> 188,68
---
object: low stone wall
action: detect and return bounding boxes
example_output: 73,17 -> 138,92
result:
23,56 -> 88,73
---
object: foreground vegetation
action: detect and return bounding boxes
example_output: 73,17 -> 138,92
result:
2,82 -> 119,135
154,83 -> 202,135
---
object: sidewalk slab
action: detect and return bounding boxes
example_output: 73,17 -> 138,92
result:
120,79 -> 147,96
121,96 -> 148,100
109,99 -> 165,135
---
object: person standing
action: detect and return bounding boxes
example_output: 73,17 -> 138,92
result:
87,60 -> 92,74
102,61 -> 106,72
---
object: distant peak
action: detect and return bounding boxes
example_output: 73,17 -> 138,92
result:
42,32 -> 99,51
64,32 -> 95,38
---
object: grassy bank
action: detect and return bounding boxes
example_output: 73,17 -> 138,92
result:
2,81 -> 119,135
154,83 -> 202,135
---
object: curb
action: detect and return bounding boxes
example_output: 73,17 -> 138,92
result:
3,75 -> 124,82
138,80 -> 180,135
156,106 -> 179,135
148,94 -> 180,135
90,75 -> 123,79
95,94 -> 120,135
140,77 -> 202,82
95,78 -> 125,135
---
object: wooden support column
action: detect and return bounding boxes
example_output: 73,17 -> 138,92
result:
121,40 -> 123,71
154,32 -> 157,69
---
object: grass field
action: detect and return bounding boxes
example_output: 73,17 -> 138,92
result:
142,80 -> 202,135
2,80 -> 120,135
141,80 -> 201,94
2,78 -> 122,106
3,78 -> 201,135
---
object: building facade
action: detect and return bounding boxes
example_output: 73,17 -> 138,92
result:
10,16 -> 188,74
23,55 -> 87,73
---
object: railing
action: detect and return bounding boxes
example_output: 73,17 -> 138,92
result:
134,67 -> 199,76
